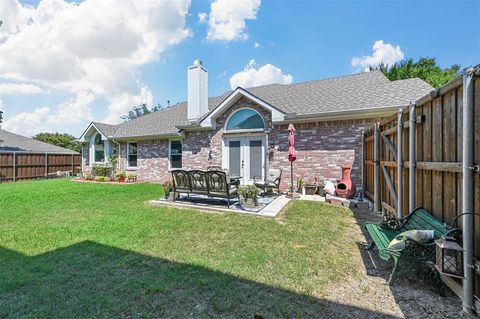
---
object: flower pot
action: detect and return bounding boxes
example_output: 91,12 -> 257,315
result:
118,176 -> 126,183
241,197 -> 257,208
301,186 -> 306,196
305,185 -> 317,195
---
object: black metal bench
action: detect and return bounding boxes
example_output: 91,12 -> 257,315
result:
171,169 -> 239,206
365,207 -> 460,293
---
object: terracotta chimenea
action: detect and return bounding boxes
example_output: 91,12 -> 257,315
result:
336,166 -> 356,198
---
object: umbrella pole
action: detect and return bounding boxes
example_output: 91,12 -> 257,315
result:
290,161 -> 293,194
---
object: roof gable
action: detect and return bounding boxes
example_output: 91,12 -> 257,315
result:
197,87 -> 286,128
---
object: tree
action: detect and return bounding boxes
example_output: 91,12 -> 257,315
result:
369,57 -> 460,88
121,103 -> 164,121
33,132 -> 82,153
0,110 -> 3,125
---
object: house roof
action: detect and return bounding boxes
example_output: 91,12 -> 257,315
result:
0,130 -> 79,154
85,71 -> 433,139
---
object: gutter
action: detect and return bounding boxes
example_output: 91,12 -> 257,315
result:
109,132 -> 183,141
275,104 -> 407,124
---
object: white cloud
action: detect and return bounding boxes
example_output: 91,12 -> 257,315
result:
206,0 -> 261,41
2,107 -> 53,136
0,83 -> 45,95
103,86 -> 153,124
352,40 -> 404,70
253,42 -> 261,48
198,12 -> 207,24
48,91 -> 95,124
229,59 -> 293,89
0,0 -> 191,125
1,91 -> 95,135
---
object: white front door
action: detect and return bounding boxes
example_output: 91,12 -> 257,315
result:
224,136 -> 266,184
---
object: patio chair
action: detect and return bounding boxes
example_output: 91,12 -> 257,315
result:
254,168 -> 282,195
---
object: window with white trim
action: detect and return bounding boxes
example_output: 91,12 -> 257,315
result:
127,142 -> 138,168
94,133 -> 105,162
169,140 -> 182,169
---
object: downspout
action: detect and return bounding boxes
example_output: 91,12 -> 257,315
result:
408,102 -> 416,213
462,66 -> 476,315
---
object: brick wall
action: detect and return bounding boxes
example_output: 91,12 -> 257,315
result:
136,140 -> 170,180
269,119 -> 380,189
82,97 -> 384,187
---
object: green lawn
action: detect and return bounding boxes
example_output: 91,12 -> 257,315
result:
0,179 -> 364,318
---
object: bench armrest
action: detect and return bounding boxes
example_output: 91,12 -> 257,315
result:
253,175 -> 262,183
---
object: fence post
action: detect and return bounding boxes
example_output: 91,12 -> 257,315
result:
462,66 -> 475,315
396,109 -> 403,218
408,102 -> 416,213
373,122 -> 380,213
45,153 -> 48,178
13,152 -> 16,182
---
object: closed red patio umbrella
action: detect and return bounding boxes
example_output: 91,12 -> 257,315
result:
287,124 -> 298,197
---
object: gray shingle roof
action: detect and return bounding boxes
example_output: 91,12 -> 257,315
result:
0,130 -> 79,154
89,71 -> 433,139
92,122 -> 118,137
246,71 -> 432,115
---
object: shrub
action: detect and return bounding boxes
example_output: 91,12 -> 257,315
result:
162,181 -> 173,199
95,176 -> 108,182
92,165 -> 112,177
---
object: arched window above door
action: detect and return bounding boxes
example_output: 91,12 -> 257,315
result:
225,108 -> 265,130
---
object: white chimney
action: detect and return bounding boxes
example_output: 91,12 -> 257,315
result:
187,59 -> 208,121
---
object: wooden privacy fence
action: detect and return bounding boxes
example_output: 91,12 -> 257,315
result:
0,152 -> 82,182
363,68 -> 480,307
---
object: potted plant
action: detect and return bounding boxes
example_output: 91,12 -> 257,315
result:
162,181 -> 173,200
127,172 -> 136,182
297,178 -> 306,196
116,171 -> 127,182
239,185 -> 258,208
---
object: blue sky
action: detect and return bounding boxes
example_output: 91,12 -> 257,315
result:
0,0 -> 479,137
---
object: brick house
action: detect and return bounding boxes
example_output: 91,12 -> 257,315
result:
78,60 -> 432,189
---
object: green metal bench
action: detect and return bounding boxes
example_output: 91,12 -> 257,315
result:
365,207 -> 460,293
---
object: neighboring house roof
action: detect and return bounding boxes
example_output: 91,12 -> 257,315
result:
82,71 -> 433,140
0,130 -> 79,154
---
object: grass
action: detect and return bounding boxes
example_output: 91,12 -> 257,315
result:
0,179 -> 364,318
